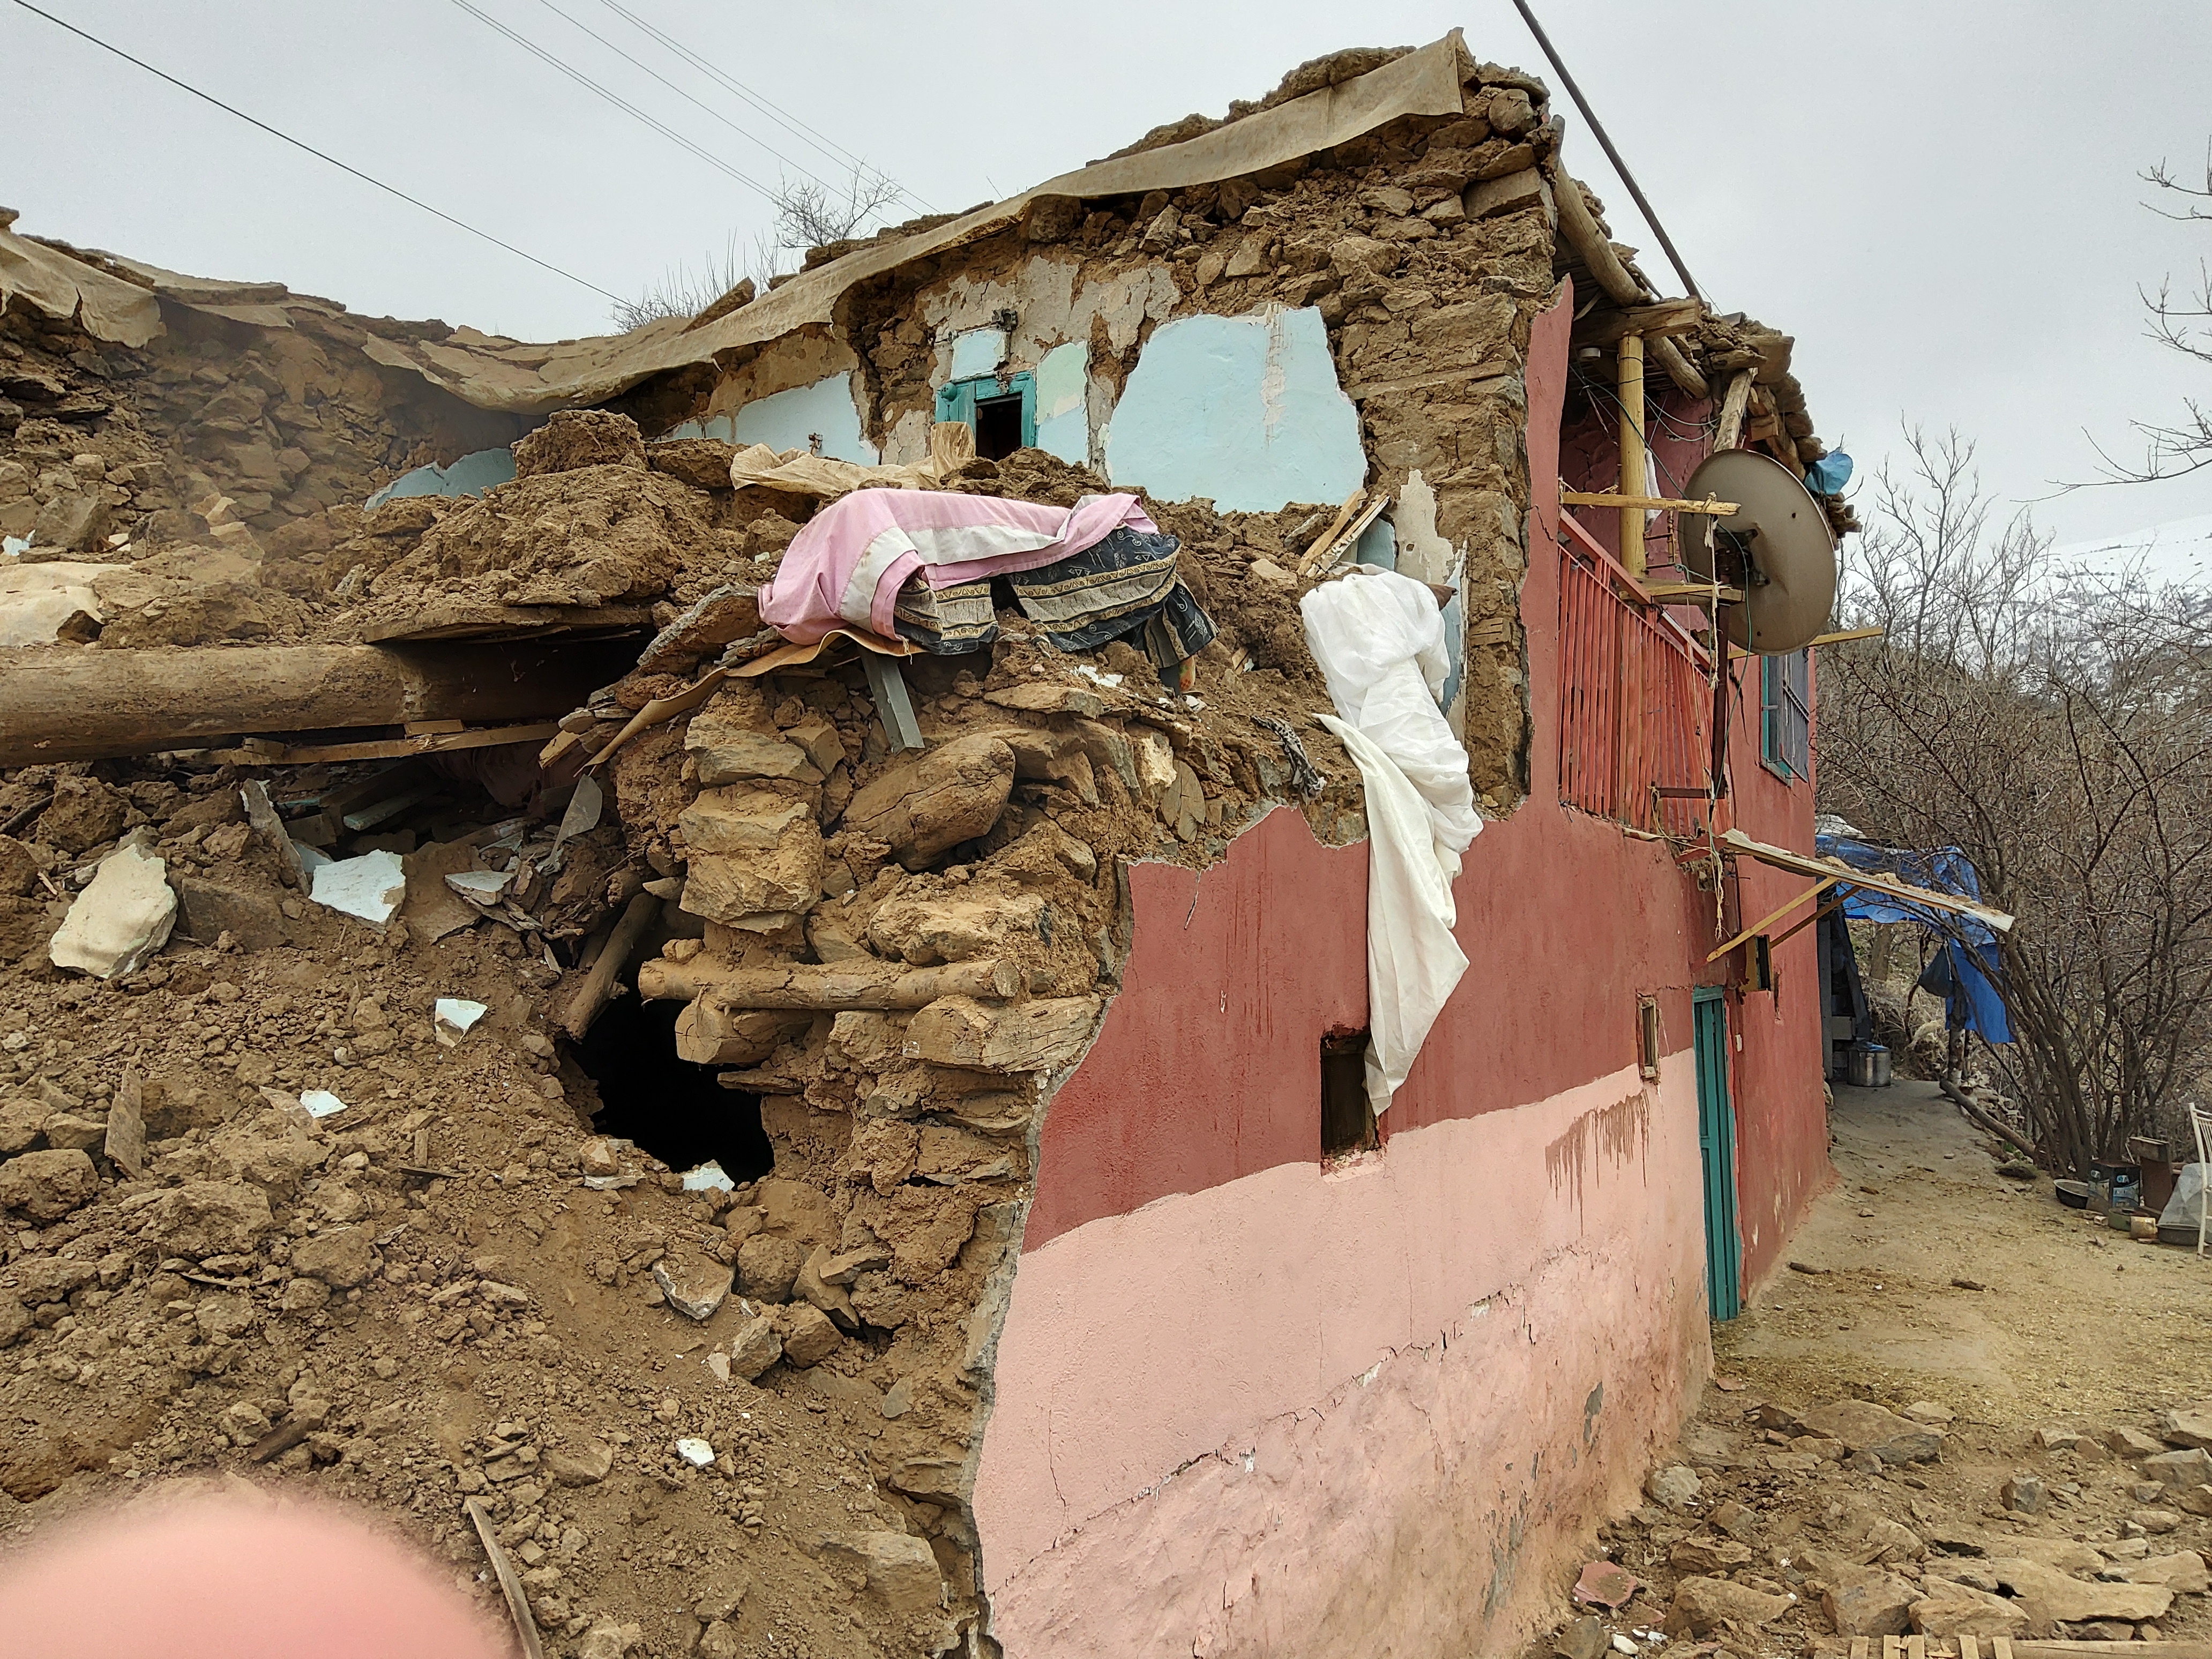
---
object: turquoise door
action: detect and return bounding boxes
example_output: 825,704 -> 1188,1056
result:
1693,988 -> 1743,1321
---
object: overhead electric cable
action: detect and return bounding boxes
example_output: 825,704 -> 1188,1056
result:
1510,0 -> 1702,302
530,0 -> 871,207
3,0 -> 624,302
594,0 -> 932,213
447,0 -> 780,204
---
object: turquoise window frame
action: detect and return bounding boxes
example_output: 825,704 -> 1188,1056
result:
936,371 -> 1037,451
1760,648 -> 1811,782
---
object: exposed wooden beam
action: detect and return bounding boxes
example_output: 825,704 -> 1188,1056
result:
1714,369 -> 1754,450
1574,297 -> 1704,349
1618,333 -> 1648,577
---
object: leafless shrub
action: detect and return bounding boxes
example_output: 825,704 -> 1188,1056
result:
609,166 -> 900,332
1818,427 -> 2212,1170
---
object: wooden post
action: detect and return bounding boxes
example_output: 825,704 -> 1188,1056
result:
1618,332 -> 1647,577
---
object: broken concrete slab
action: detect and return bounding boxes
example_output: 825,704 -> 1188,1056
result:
48,840 -> 175,978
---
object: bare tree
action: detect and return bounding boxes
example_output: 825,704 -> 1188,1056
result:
1818,428 -> 2212,1172
610,166 -> 903,332
2083,146 -> 2212,485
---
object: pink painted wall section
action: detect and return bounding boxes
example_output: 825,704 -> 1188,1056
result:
977,1062 -> 1707,1657
975,279 -> 1834,1654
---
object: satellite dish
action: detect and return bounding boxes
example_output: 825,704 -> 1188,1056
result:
1678,449 -> 1837,654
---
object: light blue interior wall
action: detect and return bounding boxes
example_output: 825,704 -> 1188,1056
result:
666,373 -> 879,463
365,446 -> 516,510
1103,308 -> 1365,512
948,328 -> 1008,379
1033,341 -> 1089,466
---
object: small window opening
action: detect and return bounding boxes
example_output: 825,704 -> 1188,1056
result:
571,991 -> 773,1183
1638,997 -> 1662,1080
974,392 -> 1026,460
1321,1029 -> 1378,1157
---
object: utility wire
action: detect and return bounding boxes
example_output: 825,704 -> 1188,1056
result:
4,0 -> 625,302
594,0 -> 932,214
448,0 -> 780,205
530,0 -> 878,212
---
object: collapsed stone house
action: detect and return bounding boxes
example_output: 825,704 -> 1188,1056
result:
0,31 -> 1869,1658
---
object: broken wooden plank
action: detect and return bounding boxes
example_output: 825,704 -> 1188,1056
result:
210,722 -> 559,767
638,955 -> 1020,1009
1560,492 -> 1738,517
1718,827 -> 2016,933
465,1496 -> 548,1659
558,893 -> 660,1040
360,601 -> 651,644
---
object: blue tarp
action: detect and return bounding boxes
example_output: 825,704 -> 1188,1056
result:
1815,832 -> 2013,1043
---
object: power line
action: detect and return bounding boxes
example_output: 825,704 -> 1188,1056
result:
594,0 -> 932,214
449,0 -> 781,204
4,0 -> 624,303
529,0 -> 876,211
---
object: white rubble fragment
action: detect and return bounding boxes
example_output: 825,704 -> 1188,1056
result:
48,841 -> 175,979
680,1161 -> 735,1192
675,1437 -> 715,1468
433,997 -> 489,1046
300,1089 -> 347,1119
445,869 -> 513,902
310,849 -> 407,925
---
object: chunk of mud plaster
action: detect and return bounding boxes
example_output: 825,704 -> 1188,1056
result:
905,995 -> 1101,1073
653,1254 -> 733,1321
48,841 -> 175,978
512,408 -> 647,477
842,735 -> 1014,868
0,1148 -> 100,1222
726,1314 -> 781,1381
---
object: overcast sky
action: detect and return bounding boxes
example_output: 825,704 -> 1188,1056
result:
8,1 -> 2211,552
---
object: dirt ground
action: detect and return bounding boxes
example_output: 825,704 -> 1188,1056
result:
1524,1078 -> 2212,1658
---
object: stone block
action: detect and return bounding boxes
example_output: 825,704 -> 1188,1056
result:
290,1225 -> 376,1288
842,735 -> 1014,868
1664,1576 -> 1790,1637
1799,1398 -> 1944,1464
174,874 -> 289,951
0,1148 -> 99,1221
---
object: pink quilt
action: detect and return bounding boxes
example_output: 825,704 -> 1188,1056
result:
758,487 -> 1159,644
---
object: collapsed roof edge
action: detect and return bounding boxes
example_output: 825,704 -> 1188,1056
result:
2,33 -> 1477,415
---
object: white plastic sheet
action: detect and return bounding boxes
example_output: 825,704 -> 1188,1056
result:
1302,569 -> 1482,1115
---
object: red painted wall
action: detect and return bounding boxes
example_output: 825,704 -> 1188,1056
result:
1028,281 -> 1832,1292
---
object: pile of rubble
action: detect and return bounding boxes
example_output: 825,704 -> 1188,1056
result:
1540,1391 -> 2212,1657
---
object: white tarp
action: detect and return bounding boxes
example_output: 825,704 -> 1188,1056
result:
1303,569 -> 1482,1115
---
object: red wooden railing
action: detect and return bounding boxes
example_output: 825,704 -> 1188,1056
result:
1557,517 -> 1712,838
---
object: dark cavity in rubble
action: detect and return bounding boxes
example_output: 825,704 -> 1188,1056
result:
572,990 -> 773,1180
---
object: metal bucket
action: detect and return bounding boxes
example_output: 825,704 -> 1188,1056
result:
1848,1045 -> 1881,1088
1869,1045 -> 1892,1087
